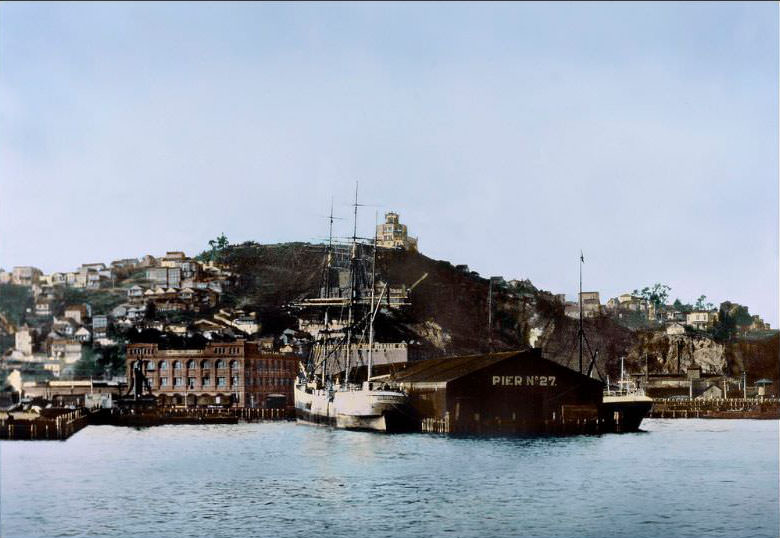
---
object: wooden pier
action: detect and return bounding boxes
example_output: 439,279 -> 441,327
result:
648,398 -> 779,419
0,409 -> 89,441
0,406 -> 294,441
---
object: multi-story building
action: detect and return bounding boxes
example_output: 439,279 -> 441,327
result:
579,291 -> 601,318
376,212 -> 418,251
12,266 -> 42,286
15,326 -> 35,355
92,315 -> 109,339
126,341 -> 298,408
160,251 -> 187,268
145,267 -> 181,288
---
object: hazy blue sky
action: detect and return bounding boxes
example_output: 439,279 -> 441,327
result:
1,2 -> 777,325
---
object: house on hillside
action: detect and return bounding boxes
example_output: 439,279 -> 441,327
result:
665,322 -> 686,336
34,298 -> 53,317
686,310 -> 718,331
74,326 -> 92,343
64,304 -> 90,325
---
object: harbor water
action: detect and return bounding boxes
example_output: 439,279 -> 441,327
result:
1,419 -> 777,538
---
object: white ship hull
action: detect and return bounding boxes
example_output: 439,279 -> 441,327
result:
294,382 -> 417,432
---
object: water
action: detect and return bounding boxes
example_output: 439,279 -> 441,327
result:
1,419 -> 777,538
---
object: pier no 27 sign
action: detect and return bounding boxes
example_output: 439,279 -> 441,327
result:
492,375 -> 557,387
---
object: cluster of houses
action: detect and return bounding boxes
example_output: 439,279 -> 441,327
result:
556,291 -> 770,335
3,303 -> 107,380
0,251 -> 238,384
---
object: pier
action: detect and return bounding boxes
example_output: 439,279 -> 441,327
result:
0,408 -> 88,441
648,398 -> 779,419
0,406 -> 294,441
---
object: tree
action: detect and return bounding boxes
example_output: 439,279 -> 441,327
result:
695,295 -> 714,311
208,233 -> 229,263
632,283 -> 671,312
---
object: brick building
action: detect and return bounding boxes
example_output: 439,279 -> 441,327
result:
126,340 -> 297,408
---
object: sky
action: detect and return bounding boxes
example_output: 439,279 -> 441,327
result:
1,2 -> 778,325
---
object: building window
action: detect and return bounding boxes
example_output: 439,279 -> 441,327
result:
201,360 -> 210,369
231,376 -> 239,387
216,359 -> 225,369
202,377 -> 211,387
217,377 -> 226,387
145,361 -> 155,371
229,360 -> 239,370
174,377 -> 182,386
159,361 -> 168,370
173,361 -> 182,370
160,378 -> 168,387
187,360 -> 196,369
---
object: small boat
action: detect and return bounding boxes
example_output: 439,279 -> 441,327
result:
599,357 -> 653,432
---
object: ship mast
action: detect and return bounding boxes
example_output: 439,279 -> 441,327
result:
344,182 -> 359,386
367,212 -> 378,384
321,199 -> 335,386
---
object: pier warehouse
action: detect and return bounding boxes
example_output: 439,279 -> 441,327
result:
126,341 -> 297,408
390,349 -> 604,434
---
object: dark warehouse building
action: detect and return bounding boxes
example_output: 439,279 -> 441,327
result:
390,348 -> 605,434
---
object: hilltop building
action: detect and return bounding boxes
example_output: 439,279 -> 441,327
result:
376,212 -> 418,251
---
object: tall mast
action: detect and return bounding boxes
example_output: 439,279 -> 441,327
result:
579,250 -> 584,374
367,211 -> 378,384
344,182 -> 359,386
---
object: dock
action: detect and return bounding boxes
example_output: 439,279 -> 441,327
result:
648,398 -> 779,419
0,406 -> 293,441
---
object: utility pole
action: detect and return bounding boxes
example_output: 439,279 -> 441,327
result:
743,371 -> 747,399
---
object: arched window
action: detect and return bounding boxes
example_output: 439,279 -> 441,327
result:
173,361 -> 182,370
145,360 -> 155,371
187,360 -> 196,369
229,360 -> 239,370
201,360 -> 210,369
216,359 -> 225,369
159,361 -> 168,370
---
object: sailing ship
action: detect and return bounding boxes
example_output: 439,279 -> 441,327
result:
293,188 -> 418,432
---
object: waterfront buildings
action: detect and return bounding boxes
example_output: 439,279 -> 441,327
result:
126,340 -> 297,408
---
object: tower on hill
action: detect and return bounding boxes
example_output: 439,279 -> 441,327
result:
376,212 -> 418,251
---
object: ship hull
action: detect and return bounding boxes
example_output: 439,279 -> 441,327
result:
294,383 -> 418,433
600,398 -> 653,433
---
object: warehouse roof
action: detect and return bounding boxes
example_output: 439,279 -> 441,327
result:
391,350 -> 532,384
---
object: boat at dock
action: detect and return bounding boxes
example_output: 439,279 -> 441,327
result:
293,188 -> 417,433
599,358 -> 653,432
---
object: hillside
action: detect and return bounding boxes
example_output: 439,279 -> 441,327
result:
215,242 -> 779,387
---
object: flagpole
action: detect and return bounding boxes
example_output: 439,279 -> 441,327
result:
579,251 -> 583,374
